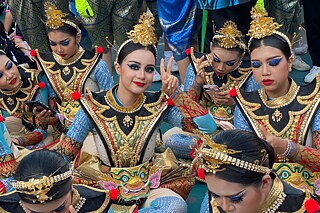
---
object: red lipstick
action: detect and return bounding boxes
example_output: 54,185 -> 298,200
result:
9,78 -> 16,85
58,54 -> 67,57
133,82 -> 146,87
262,79 -> 274,86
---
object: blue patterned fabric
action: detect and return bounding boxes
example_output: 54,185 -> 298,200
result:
139,196 -> 187,213
198,0 -> 254,10
158,0 -> 197,61
200,193 -> 210,213
92,60 -> 114,91
0,123 -> 14,193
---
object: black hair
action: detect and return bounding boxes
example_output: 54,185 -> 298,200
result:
117,41 -> 157,65
249,35 -> 291,59
205,129 -> 275,186
14,149 -> 72,204
211,38 -> 244,55
46,13 -> 83,37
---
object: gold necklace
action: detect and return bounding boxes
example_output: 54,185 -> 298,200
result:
53,46 -> 85,75
259,80 -> 299,122
72,188 -> 86,212
105,88 -> 146,127
258,178 -> 286,213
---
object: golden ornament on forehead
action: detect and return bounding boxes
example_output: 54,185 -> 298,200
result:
11,169 -> 72,203
247,6 -> 293,56
191,130 -> 271,174
44,1 -> 80,33
115,12 -> 158,62
213,21 -> 245,49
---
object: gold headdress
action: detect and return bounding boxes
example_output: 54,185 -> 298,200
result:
115,12 -> 158,62
44,2 -> 81,33
192,130 -> 270,174
212,21 -> 246,50
247,6 -> 293,56
11,169 -> 72,203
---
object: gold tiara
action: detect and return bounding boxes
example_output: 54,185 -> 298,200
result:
192,130 -> 270,174
11,169 -> 72,203
115,12 -> 158,63
213,21 -> 246,50
247,6 -> 293,56
44,2 -> 80,33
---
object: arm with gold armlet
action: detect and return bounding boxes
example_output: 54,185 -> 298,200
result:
54,135 -> 82,161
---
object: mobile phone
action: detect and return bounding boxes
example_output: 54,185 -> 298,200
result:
25,101 -> 56,115
203,84 -> 220,91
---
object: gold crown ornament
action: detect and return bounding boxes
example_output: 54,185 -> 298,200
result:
192,130 -> 271,174
11,169 -> 72,203
247,6 -> 293,56
212,21 -> 246,50
115,12 -> 158,63
44,2 -> 81,33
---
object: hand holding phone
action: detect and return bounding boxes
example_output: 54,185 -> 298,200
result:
203,84 -> 220,91
26,101 -> 56,116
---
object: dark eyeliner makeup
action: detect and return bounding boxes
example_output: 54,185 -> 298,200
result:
127,64 -> 140,70
49,41 -> 57,46
251,61 -> 262,68
145,66 -> 155,73
268,57 -> 282,66
7,62 -> 12,70
61,39 -> 70,46
229,191 -> 246,204
226,61 -> 236,66
213,57 -> 220,63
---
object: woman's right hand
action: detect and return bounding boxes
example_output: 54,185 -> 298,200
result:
195,56 -> 209,85
32,108 -> 53,124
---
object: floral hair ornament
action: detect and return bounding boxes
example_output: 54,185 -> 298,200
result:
247,6 -> 294,57
191,130 -> 271,175
44,2 -> 81,33
114,12 -> 158,63
11,169 -> 72,203
212,21 -> 246,51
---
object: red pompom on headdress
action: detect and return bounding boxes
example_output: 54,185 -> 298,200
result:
30,49 -> 37,57
97,46 -> 104,54
38,82 -> 45,89
185,48 -> 191,56
167,98 -> 175,107
110,188 -> 119,200
71,91 -> 81,101
229,88 -> 237,97
305,198 -> 320,213
0,116 -> 4,122
197,168 -> 205,180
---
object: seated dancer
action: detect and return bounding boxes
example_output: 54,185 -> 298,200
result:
0,120 -> 17,195
0,50 -> 54,148
0,149 -> 115,212
193,129 -> 319,213
234,6 -> 320,195
57,13 -> 216,212
165,20 -> 259,160
32,2 -> 113,136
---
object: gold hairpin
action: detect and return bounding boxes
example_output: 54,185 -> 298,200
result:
115,12 -> 158,62
192,130 -> 270,174
11,169 -> 72,203
44,2 -> 80,33
213,21 -> 246,50
247,6 -> 293,56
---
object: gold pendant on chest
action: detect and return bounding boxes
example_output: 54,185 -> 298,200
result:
7,97 -> 14,105
123,115 -> 133,127
272,109 -> 282,122
63,66 -> 71,75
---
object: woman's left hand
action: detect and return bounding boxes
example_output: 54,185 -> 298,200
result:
160,56 -> 179,96
208,84 -> 235,106
259,124 -> 288,154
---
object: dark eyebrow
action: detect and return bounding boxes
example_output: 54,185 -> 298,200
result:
211,189 -> 245,198
213,52 -> 237,62
49,38 -> 69,43
127,61 -> 141,65
251,55 -> 282,61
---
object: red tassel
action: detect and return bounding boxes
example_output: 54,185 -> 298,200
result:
97,46 -> 104,54
0,181 -> 6,194
197,168 -> 205,179
229,88 -> 237,97
30,49 -> 37,57
71,91 -> 81,101
167,98 -> 175,106
133,206 -> 139,213
0,116 -> 4,122
305,198 -> 319,213
38,82 -> 45,89
110,188 -> 119,200
185,48 -> 191,56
